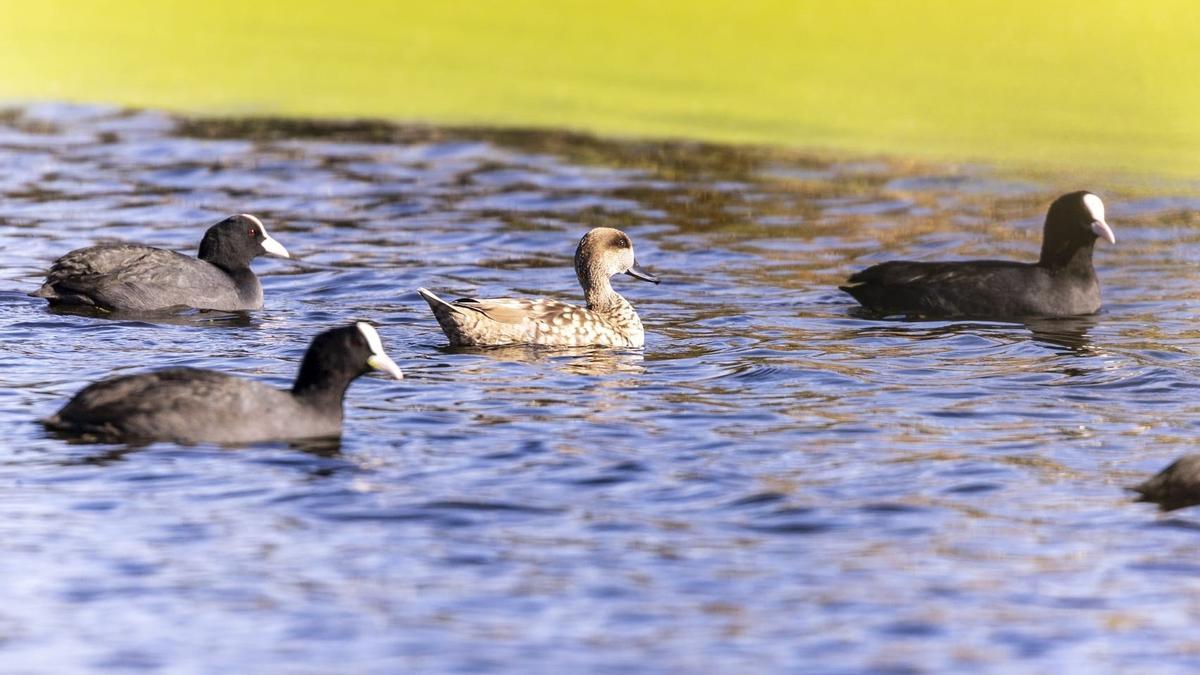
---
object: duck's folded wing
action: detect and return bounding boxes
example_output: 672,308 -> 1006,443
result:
452,297 -> 578,325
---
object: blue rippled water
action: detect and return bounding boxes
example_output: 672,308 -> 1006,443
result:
2,103 -> 1200,672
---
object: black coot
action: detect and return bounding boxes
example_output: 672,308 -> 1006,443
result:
42,322 -> 403,444
1132,455 -> 1200,512
840,192 -> 1116,319
31,214 -> 290,312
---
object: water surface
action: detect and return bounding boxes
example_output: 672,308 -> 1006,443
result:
2,103 -> 1200,672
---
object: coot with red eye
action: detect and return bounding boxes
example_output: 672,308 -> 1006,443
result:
839,192 -> 1116,319
31,214 -> 290,313
42,322 -> 404,444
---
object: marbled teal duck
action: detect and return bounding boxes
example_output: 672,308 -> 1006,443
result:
32,214 -> 290,312
840,191 -> 1116,319
418,227 -> 660,348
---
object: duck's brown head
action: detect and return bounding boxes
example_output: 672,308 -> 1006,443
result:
574,227 -> 659,288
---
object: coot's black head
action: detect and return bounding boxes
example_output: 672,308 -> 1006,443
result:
197,214 -> 290,270
1039,191 -> 1115,267
292,322 -> 403,401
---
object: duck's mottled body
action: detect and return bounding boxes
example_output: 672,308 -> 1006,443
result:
417,291 -> 646,348
419,227 -> 659,348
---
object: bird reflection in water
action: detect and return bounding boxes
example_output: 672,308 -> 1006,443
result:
1022,315 -> 1100,355
440,343 -> 646,377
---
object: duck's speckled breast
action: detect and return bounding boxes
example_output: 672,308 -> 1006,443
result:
522,297 -> 641,348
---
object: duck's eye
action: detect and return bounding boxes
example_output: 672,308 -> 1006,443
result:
249,229 -> 258,237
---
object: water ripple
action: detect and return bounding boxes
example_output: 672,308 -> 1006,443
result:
0,104 -> 1197,671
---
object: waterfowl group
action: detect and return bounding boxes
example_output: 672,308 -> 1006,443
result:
30,189 -> 1151,471
31,217 -> 665,443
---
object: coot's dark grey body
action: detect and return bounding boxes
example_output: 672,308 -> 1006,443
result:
843,259 -> 1101,318
1132,455 -> 1200,512
48,368 -> 334,443
43,322 -> 403,445
841,192 -> 1116,319
32,214 -> 289,312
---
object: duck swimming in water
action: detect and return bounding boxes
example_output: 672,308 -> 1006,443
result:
418,227 -> 660,348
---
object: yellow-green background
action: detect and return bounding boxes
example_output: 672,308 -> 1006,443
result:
2,1 -> 1198,176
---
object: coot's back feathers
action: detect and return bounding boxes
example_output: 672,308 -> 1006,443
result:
33,244 -> 254,310
46,368 -> 302,443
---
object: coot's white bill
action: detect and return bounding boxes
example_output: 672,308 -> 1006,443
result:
357,322 -> 403,379
242,214 -> 290,258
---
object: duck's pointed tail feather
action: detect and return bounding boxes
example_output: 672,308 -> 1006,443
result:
417,287 -> 462,314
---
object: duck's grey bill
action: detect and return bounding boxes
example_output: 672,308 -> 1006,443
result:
626,262 -> 660,284
1090,220 -> 1116,245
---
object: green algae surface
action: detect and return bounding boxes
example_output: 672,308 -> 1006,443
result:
2,1 -> 1198,176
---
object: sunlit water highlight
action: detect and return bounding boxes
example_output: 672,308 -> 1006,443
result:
2,103 -> 1200,672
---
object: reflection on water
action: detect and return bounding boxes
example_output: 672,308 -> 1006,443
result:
440,344 -> 647,377
850,316 -> 1101,357
1024,316 -> 1100,355
2,103 -> 1200,671
46,304 -> 259,328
